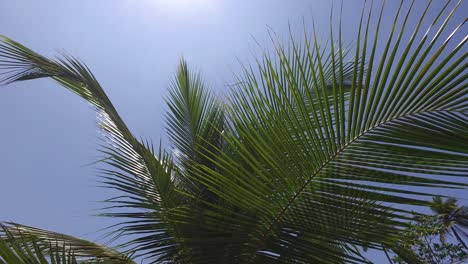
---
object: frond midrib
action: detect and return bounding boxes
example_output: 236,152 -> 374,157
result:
249,107 -> 463,260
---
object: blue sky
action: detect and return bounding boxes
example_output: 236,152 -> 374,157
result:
0,0 -> 466,263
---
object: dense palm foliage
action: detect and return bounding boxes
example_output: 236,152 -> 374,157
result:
0,0 -> 467,263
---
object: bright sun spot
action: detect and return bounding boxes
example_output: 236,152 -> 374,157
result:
150,0 -> 219,17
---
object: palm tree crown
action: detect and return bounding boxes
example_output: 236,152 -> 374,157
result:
430,196 -> 468,249
0,1 -> 467,263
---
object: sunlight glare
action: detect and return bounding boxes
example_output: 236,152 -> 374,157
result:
150,0 -> 219,17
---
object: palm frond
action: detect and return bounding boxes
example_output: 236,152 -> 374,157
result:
184,0 -> 467,262
166,59 -> 225,198
0,36 -> 182,261
0,222 -> 133,264
1,0 -> 467,263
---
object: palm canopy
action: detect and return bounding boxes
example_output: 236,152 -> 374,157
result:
0,0 -> 467,263
430,196 -> 468,248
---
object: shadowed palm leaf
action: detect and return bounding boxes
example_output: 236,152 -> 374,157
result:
0,223 -> 134,264
0,0 -> 467,263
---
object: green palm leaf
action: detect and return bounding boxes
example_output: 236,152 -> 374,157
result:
166,59 -> 225,199
0,36 -> 182,262
0,0 -> 466,263
181,0 -> 467,262
0,223 -> 133,264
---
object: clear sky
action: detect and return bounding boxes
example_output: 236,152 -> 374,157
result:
0,0 -> 466,263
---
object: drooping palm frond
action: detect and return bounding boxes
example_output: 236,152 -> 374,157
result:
0,36 -> 184,262
0,223 -> 133,264
0,228 -> 77,263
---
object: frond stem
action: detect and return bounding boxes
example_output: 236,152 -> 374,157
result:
249,108 -> 461,262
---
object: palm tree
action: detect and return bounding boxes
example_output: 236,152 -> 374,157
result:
430,196 -> 468,249
0,1 -> 467,263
